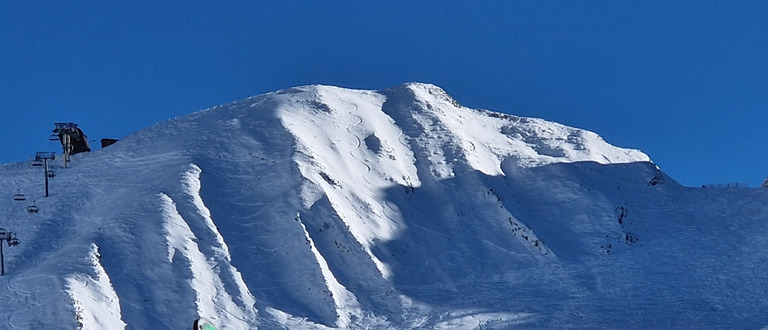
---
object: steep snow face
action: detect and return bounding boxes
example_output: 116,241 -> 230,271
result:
274,83 -> 649,282
0,83 -> 766,329
276,86 -> 417,281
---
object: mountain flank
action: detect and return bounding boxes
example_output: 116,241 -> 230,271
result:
1,83 -> 766,329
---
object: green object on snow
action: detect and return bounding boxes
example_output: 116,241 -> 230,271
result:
194,317 -> 216,330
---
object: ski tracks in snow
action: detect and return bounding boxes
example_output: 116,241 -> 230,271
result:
1,274 -> 71,329
342,101 -> 375,188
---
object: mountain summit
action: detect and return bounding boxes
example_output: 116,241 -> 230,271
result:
1,83 -> 766,329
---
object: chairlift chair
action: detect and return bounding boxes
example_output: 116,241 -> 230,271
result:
12,191 -> 25,201
49,134 -> 60,141
47,170 -> 56,178
32,159 -> 43,167
27,202 -> 39,214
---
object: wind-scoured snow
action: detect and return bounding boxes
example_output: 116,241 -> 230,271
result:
66,243 -> 125,330
0,83 -> 766,329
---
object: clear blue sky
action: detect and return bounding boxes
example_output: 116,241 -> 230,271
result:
2,1 -> 767,187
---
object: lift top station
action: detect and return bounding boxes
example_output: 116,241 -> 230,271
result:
52,123 -> 90,168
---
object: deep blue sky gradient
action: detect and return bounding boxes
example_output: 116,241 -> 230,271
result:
2,1 -> 767,187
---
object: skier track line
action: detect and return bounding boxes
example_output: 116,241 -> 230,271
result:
343,103 -> 374,187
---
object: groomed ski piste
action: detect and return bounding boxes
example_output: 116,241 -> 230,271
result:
1,83 -> 767,329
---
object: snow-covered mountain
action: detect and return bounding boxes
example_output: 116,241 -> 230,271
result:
1,83 -> 767,329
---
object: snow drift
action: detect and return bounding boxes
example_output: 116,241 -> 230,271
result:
1,83 -> 767,329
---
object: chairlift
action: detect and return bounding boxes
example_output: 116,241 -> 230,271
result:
32,159 -> 43,167
49,134 -> 60,141
27,202 -> 39,214
47,170 -> 56,178
12,191 -> 25,201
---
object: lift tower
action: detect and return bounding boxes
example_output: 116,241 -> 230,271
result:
33,152 -> 56,197
0,228 -> 20,275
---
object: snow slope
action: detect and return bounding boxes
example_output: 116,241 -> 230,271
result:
1,83 -> 767,329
